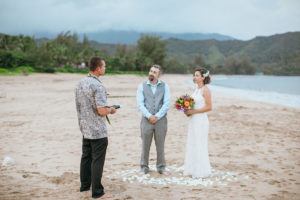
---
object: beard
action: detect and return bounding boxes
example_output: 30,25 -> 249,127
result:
149,75 -> 154,81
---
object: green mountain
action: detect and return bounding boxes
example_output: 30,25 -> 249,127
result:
2,31 -> 299,75
166,32 -> 300,69
54,31 -> 300,74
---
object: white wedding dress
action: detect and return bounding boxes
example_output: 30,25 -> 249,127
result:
184,87 -> 211,178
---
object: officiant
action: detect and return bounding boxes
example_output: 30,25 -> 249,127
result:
75,56 -> 116,199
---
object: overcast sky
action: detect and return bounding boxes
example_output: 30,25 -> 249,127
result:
0,0 -> 299,40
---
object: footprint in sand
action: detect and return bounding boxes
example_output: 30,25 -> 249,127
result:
268,180 -> 280,185
264,170 -> 274,176
6,121 -> 27,127
21,171 -> 40,178
47,172 -> 78,185
42,158 -> 51,162
22,174 -> 32,178
122,195 -> 134,199
240,149 -> 254,156
106,183 -> 126,195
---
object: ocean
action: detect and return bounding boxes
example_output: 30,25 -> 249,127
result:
186,75 -> 300,108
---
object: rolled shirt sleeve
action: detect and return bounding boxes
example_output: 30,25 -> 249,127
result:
95,84 -> 108,108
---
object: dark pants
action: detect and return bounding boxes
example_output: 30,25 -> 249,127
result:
80,137 -> 108,198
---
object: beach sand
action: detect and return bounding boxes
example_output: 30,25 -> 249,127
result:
0,73 -> 299,200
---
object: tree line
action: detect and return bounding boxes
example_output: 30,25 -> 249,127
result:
0,32 -> 259,75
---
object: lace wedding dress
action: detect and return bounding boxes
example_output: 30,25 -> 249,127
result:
184,87 -> 211,178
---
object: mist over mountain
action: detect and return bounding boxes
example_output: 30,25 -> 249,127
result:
32,30 -> 235,44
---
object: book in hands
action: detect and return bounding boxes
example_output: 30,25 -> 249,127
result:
111,105 -> 121,109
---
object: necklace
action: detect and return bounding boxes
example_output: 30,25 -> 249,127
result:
88,73 -> 102,83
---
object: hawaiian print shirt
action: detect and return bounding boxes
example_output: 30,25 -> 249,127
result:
75,74 -> 108,139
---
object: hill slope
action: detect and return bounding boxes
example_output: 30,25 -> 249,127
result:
166,32 -> 300,67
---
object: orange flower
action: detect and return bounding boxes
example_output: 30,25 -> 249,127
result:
184,101 -> 190,108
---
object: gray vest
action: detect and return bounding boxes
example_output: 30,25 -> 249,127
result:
143,81 -> 165,116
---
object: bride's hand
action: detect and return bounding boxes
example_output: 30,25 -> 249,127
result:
184,109 -> 193,116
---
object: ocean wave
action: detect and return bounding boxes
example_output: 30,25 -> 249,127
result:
210,85 -> 300,108
185,79 -> 300,108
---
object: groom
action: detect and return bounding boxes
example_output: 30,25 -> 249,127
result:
136,64 -> 170,174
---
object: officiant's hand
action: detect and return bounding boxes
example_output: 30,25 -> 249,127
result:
149,115 -> 158,124
110,107 -> 116,114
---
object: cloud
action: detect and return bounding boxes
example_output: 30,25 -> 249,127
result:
0,0 -> 299,40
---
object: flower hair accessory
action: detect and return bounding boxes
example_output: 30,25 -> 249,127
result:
202,70 -> 209,77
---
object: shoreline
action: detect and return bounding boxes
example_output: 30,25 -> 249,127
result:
185,76 -> 300,109
209,85 -> 300,109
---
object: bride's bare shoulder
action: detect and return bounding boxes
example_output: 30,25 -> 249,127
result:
202,86 -> 211,95
203,85 -> 210,91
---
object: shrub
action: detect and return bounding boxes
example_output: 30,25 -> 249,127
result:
42,68 -> 56,73
0,68 -> 9,74
16,66 -> 35,73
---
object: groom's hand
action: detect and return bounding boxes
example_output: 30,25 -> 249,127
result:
149,115 -> 158,124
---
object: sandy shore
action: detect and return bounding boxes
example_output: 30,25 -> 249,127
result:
0,73 -> 299,200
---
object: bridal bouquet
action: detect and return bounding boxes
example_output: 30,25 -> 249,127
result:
175,94 -> 195,112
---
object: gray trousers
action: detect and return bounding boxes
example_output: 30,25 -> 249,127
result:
140,116 -> 167,170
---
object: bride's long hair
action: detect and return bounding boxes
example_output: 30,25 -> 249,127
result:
194,68 -> 211,85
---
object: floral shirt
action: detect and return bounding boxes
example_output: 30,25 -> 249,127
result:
75,74 -> 108,139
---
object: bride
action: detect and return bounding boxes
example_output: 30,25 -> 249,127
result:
183,68 -> 212,178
